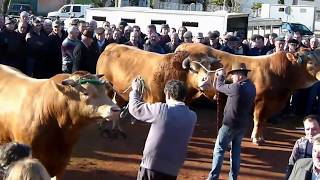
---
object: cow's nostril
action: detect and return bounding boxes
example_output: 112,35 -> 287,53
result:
111,106 -> 121,112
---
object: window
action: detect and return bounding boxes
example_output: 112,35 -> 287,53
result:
151,20 -> 166,25
278,8 -> 285,12
73,6 -> 81,12
121,18 -> 136,23
93,16 -> 106,21
60,6 -> 70,13
182,21 -> 198,27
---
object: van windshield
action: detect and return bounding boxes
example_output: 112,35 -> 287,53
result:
290,23 -> 311,33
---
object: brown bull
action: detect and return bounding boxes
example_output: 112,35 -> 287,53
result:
176,43 -> 320,145
0,65 -> 120,179
96,43 -> 216,106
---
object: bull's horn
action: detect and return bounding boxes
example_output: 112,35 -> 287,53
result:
182,57 -> 191,69
96,74 -> 104,78
61,79 -> 78,87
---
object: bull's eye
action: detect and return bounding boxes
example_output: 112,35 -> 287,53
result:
190,69 -> 198,74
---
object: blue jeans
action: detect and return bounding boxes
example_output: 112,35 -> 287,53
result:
208,125 -> 246,180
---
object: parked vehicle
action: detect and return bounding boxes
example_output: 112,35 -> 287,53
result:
85,7 -> 249,36
282,22 -> 314,36
7,3 -> 32,16
48,4 -> 93,20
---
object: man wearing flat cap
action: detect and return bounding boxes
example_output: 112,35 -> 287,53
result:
0,17 -> 25,71
94,27 -> 108,54
266,36 -> 285,55
208,62 -> 256,180
73,28 -> 99,74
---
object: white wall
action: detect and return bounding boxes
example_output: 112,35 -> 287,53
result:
260,4 -> 316,31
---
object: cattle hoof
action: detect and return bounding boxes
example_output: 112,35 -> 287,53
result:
252,138 -> 265,146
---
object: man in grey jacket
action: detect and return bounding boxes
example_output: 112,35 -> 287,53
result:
208,62 -> 256,180
129,79 -> 197,180
289,134 -> 320,180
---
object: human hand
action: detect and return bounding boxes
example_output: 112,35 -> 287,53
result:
131,77 -> 140,91
215,68 -> 225,76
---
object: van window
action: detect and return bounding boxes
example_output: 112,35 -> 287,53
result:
73,6 -> 81,12
151,20 -> 166,25
121,18 -> 136,23
93,16 -> 106,21
182,21 -> 198,27
60,6 -> 70,13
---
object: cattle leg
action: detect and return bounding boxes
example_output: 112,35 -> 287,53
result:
251,108 -> 265,146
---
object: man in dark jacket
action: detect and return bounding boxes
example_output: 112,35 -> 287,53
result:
0,17 -> 26,72
207,62 -> 256,180
72,28 -> 99,74
48,20 -> 67,76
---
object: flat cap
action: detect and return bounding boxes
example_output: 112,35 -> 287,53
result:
275,36 -> 285,42
95,27 -> 105,34
183,31 -> 193,38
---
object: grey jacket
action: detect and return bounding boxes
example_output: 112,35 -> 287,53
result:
128,90 -> 197,176
289,158 -> 313,180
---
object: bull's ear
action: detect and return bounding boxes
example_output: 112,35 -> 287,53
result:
286,52 -> 298,64
182,57 -> 191,69
61,79 -> 78,87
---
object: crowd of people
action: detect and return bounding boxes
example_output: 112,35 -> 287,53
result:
1,10 -> 320,180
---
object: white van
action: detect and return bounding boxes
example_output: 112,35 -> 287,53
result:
48,4 -> 92,20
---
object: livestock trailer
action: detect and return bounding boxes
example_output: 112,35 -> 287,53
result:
85,7 -> 249,36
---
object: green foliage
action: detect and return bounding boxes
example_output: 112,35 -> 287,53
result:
211,0 -> 224,6
251,2 -> 262,10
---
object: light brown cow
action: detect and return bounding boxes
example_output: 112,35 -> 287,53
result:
96,43 -> 217,107
176,43 -> 320,145
0,65 -> 120,179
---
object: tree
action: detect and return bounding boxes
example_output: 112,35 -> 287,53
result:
1,0 -> 10,15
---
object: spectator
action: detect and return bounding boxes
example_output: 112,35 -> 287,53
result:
208,31 -> 221,49
268,33 -> 278,50
104,27 -> 115,45
310,37 -> 319,51
207,62 -> 256,180
177,26 -> 187,44
248,35 -> 269,56
183,31 -> 193,43
61,26 -> 80,73
73,28 -> 99,74
102,21 -> 110,29
113,28 -> 126,44
284,33 -> 293,51
221,36 -> 240,54
0,142 -> 31,178
266,36 -> 285,55
144,32 -> 165,54
88,19 -> 97,30
123,25 -> 133,42
129,79 -> 197,180
194,32 -> 205,44
42,19 -> 52,36
263,33 -> 270,47
110,24 -> 116,32
145,24 -> 157,41
287,39 -> 299,53
125,31 -> 143,49
293,31 -> 308,48
16,21 -> 28,39
164,32 -> 180,53
77,20 -> 88,40
19,11 -> 31,32
288,134 -> 320,180
5,158 -> 50,180
159,24 -> 170,46
234,31 -> 249,55
25,18 -> 49,78
48,20 -> 67,76
94,27 -> 108,54
132,25 -> 146,45
0,17 -> 26,71
285,115 -> 320,179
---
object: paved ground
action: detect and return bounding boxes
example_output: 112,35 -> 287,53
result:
64,101 -> 303,180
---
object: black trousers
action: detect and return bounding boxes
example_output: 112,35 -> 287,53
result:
137,167 -> 177,180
